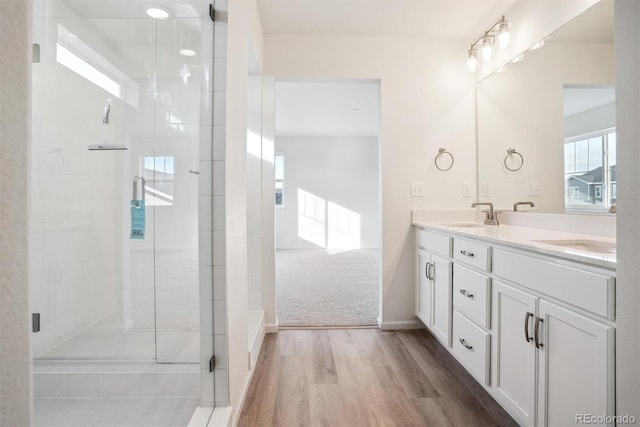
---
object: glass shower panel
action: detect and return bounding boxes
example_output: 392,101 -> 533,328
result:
150,17 -> 202,363
30,14 -> 158,361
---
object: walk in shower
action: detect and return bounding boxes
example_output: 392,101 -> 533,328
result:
30,0 -> 212,424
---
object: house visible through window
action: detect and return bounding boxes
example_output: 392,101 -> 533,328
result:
275,153 -> 284,207
564,129 -> 616,211
142,156 -> 174,206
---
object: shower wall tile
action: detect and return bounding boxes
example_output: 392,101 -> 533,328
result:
212,126 -> 226,160
199,196 -> 213,231
200,300 -> 214,335
97,374 -> 127,397
213,161 -> 225,195
213,335 -> 228,369
213,25 -> 227,59
39,374 -> 69,398
214,368 -> 229,407
201,370 -> 215,406
200,334 -> 214,371
199,267 -> 213,300
213,267 -> 226,301
213,92 -> 226,126
213,301 -> 227,335
213,231 -> 225,266
200,93 -> 213,127
214,59 -> 227,91
155,373 -> 199,397
126,373 -> 155,397
69,374 -> 98,398
200,126 -> 213,160
199,161 -> 213,196
199,231 -> 213,267
213,196 -> 225,230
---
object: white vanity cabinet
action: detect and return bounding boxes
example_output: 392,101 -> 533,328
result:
414,225 -> 616,427
415,230 -> 452,347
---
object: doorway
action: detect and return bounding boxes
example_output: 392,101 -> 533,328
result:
274,80 -> 381,327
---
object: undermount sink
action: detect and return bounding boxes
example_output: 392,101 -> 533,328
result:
532,239 -> 616,254
439,223 -> 484,228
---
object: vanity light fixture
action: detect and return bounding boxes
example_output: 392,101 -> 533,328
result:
466,15 -> 512,72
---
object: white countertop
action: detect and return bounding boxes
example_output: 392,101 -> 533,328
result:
413,221 -> 616,270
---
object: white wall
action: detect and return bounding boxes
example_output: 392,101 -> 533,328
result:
0,1 -> 31,425
477,42 -> 615,212
247,76 -> 263,311
224,0 -> 264,422
615,0 -> 640,419
265,35 -> 477,327
275,135 -> 380,250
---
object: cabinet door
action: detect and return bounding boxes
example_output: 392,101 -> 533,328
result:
493,281 -> 537,426
537,300 -> 614,427
416,250 -> 431,327
431,255 -> 452,346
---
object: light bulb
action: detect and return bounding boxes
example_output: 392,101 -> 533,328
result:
481,36 -> 493,62
497,20 -> 511,49
146,7 -> 169,19
466,49 -> 478,72
179,49 -> 197,57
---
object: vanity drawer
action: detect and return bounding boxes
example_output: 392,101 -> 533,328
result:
453,238 -> 491,271
493,249 -> 615,319
417,229 -> 451,257
453,264 -> 491,329
452,310 -> 491,386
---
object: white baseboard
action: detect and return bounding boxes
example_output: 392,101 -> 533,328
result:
265,322 -> 278,333
378,319 -> 424,330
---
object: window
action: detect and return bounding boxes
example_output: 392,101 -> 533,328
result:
142,156 -> 174,206
275,153 -> 284,207
564,129 -> 615,211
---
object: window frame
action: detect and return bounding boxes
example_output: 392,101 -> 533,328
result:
274,152 -> 285,208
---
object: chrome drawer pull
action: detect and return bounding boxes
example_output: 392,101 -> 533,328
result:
459,289 -> 474,298
534,317 -> 544,349
460,250 -> 475,257
524,312 -> 533,343
459,338 -> 473,350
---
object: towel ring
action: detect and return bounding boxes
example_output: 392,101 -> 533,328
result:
504,148 -> 524,172
435,148 -> 454,172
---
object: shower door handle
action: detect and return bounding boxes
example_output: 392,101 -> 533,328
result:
132,176 -> 146,207
189,170 -> 200,175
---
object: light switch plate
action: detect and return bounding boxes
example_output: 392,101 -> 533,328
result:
481,183 -> 490,197
462,182 -> 471,197
410,182 -> 425,197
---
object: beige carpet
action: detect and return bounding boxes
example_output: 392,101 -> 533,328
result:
276,249 -> 380,327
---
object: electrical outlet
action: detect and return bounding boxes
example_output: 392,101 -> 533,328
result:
462,182 -> 471,197
410,182 -> 425,197
482,183 -> 490,197
527,182 -> 540,196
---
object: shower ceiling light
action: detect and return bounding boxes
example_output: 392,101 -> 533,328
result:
179,49 -> 197,57
146,6 -> 170,19
511,53 -> 524,63
466,15 -> 512,72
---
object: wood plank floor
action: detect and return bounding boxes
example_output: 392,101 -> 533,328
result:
238,328 -> 517,427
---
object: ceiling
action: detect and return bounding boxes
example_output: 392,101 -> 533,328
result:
564,87 -> 615,117
275,81 -> 380,136
257,0 -> 518,40
549,0 -> 614,44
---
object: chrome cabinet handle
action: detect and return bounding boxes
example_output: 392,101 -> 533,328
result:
428,263 -> 435,280
534,317 -> 544,349
425,262 -> 431,280
459,289 -> 474,298
524,312 -> 533,343
460,250 -> 475,257
459,338 -> 473,350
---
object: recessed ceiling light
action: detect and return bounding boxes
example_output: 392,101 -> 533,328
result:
146,6 -> 170,19
180,49 -> 197,57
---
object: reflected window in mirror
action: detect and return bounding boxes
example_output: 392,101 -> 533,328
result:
564,129 -> 616,213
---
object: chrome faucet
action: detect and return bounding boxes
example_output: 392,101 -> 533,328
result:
609,203 -> 617,213
514,201 -> 535,212
103,101 -> 111,124
472,202 -> 499,225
